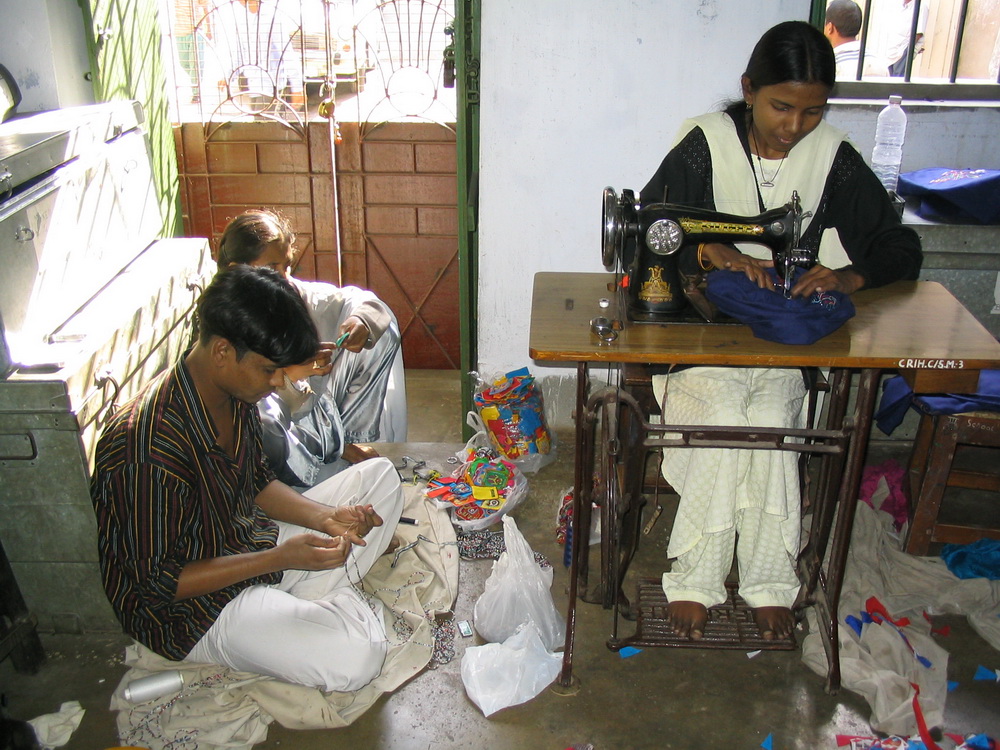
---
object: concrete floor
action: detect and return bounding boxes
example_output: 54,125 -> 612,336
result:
3,369 -> 1000,749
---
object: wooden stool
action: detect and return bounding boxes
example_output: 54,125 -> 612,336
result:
904,410 -> 1000,555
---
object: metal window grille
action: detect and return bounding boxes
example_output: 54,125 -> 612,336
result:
163,0 -> 457,126
815,0 -> 1000,100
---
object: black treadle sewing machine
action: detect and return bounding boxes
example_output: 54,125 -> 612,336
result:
601,187 -> 816,323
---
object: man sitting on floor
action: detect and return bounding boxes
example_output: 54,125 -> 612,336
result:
91,265 -> 403,692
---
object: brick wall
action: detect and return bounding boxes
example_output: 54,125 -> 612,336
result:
174,119 -> 459,369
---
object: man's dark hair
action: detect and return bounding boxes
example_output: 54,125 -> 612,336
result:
195,265 -> 318,367
826,0 -> 863,38
744,20 -> 837,92
217,208 -> 295,268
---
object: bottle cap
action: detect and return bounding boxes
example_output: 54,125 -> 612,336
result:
889,95 -> 902,105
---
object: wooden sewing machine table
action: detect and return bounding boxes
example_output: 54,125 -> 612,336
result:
528,272 -> 1000,694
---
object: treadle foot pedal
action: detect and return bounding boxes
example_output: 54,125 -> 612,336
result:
611,578 -> 796,651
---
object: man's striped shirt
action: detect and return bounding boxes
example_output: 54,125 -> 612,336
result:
91,359 -> 279,659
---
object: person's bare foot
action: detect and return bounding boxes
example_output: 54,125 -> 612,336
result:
665,600 -> 708,640
381,534 -> 402,556
753,606 -> 795,640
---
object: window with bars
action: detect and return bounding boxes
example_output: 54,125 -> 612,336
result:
163,0 -> 456,124
814,0 -> 1000,100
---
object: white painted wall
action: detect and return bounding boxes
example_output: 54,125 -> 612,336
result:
476,1 -> 1000,428
477,0 -> 803,424
827,105 -> 1000,172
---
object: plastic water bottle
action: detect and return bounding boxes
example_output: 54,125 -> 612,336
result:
871,95 -> 907,193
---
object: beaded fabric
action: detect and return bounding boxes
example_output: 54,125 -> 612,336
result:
457,528 -> 552,569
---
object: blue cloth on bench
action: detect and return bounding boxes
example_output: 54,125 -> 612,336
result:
874,369 -> 1000,435
898,168 -> 1000,225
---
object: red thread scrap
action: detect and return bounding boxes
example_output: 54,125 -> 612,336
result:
922,611 -> 951,636
866,596 -> 910,627
910,682 -> 943,750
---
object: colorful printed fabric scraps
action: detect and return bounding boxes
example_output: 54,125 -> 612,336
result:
836,733 -> 996,749
556,489 -> 574,545
426,447 -> 525,529
475,367 -> 552,460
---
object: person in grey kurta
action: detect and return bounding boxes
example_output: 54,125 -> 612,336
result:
217,209 -> 406,486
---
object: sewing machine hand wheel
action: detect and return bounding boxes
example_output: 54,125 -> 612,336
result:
602,186 -> 625,269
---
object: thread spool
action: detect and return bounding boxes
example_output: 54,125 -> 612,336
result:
123,670 -> 184,703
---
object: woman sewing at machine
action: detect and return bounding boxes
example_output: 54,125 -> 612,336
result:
216,209 -> 405,487
642,20 -> 922,641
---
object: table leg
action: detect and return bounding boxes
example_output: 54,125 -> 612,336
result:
559,362 -> 591,688
610,391 -> 648,635
798,368 -> 852,596
813,367 -> 881,694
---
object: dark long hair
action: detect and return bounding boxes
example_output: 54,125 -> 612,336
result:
196,265 -> 318,367
743,21 -> 836,92
217,209 -> 295,268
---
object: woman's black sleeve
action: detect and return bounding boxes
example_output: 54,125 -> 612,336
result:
820,142 -> 923,289
640,127 -> 714,207
638,128 -> 715,273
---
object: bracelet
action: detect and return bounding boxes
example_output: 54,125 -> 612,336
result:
697,243 -> 715,271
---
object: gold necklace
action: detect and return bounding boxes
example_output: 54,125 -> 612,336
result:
750,126 -> 787,188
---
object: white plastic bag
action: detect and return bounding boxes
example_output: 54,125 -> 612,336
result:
460,623 -> 562,717
473,516 -> 565,651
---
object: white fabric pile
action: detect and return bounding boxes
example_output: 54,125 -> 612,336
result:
801,476 -> 1000,735
109,483 -> 458,749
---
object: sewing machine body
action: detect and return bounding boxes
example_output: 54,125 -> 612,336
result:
601,187 -> 813,323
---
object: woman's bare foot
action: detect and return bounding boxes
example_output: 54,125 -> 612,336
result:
665,600 -> 708,640
753,606 -> 795,640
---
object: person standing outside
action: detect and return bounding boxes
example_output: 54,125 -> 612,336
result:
885,0 -> 928,77
825,0 -> 883,80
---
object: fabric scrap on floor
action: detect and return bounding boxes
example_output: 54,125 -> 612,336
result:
801,476 -> 1000,737
941,539 -> 1000,581
26,700 -> 85,749
457,527 -> 553,569
109,483 -> 458,750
